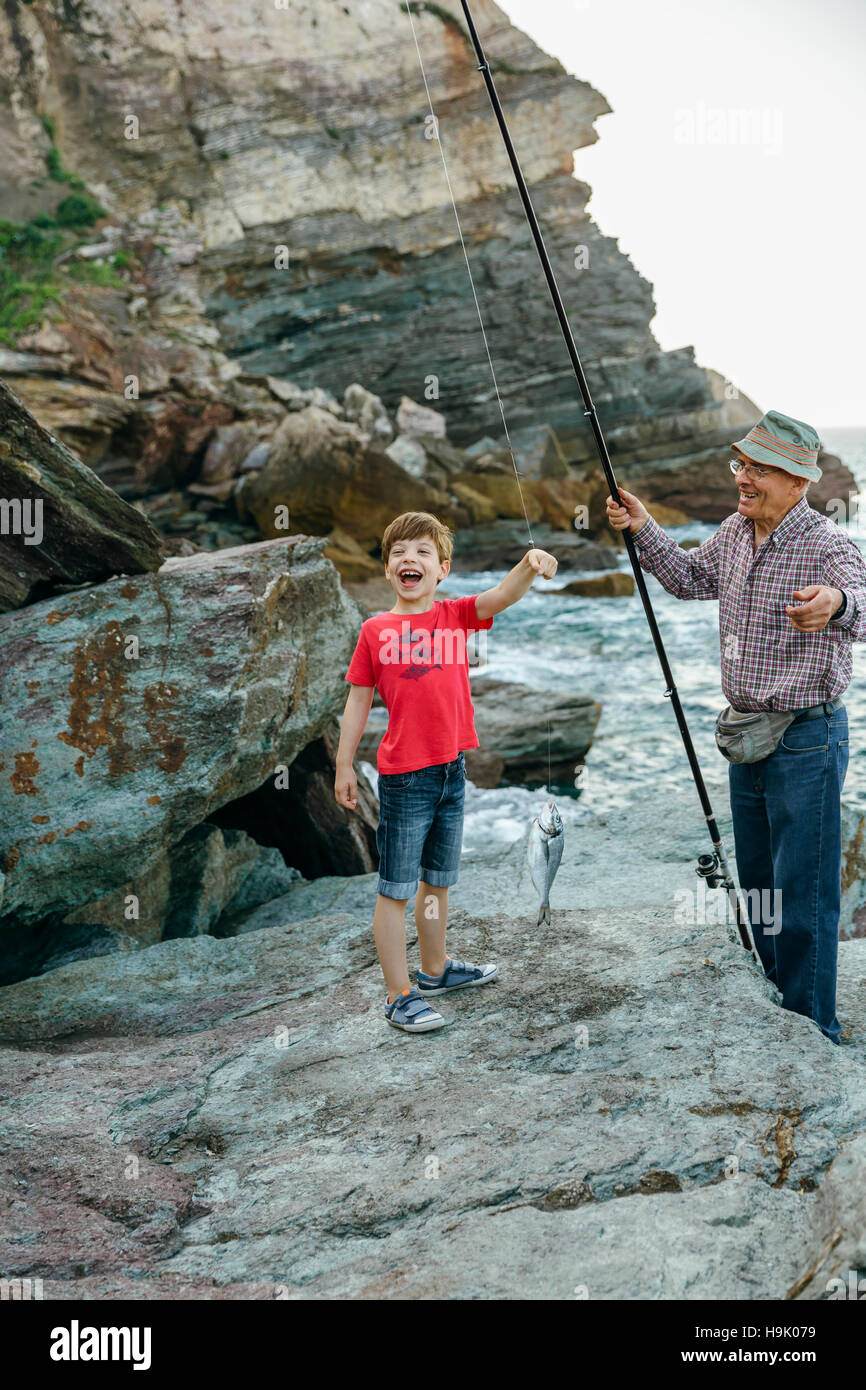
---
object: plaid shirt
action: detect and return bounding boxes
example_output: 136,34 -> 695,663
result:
633,498 -> 866,711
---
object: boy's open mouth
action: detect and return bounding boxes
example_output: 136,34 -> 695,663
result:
397,568 -> 424,588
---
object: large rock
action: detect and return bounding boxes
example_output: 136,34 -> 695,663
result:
554,572 -> 635,598
342,384 -> 393,445
448,520 -> 617,573
0,819 -> 863,1298
0,824 -> 267,986
0,535 -> 364,928
236,406 -> 458,550
322,529 -> 381,583
470,677 -> 602,782
210,719 -> 379,882
0,377 -> 167,611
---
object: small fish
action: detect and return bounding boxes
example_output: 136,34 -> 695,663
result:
527,799 -> 564,926
400,661 -> 442,682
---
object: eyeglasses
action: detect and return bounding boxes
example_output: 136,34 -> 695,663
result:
730,458 -> 771,481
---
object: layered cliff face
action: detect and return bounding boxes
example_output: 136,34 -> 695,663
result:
1,0 -> 845,503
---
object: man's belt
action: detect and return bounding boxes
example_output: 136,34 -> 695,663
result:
790,696 -> 844,724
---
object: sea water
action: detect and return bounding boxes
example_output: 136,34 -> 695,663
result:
441,427 -> 866,853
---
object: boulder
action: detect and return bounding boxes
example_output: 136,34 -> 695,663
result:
0,825 -> 268,986
198,421 -> 260,484
449,480 -> 499,525
449,520 -> 618,573
509,423 -> 571,479
385,434 -> 429,479
323,528 -> 381,583
646,501 -> 691,527
395,396 -> 447,440
386,432 -> 467,491
212,847 -> 304,938
236,406 -> 456,550
554,572 -> 635,598
450,472 -> 544,522
343,576 -> 396,616
0,377 -> 167,612
0,535 -> 364,928
265,377 -> 344,415
470,677 -> 602,783
210,719 -> 379,883
531,476 -> 603,531
342,384 -> 393,444
463,748 -> 505,788
1,862 -> 863,1298
239,442 -> 271,473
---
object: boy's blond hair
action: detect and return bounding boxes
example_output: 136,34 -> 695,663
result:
381,511 -> 454,571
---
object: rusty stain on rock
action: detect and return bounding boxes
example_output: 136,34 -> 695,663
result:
63,821 -> 93,836
121,583 -> 140,598
143,682 -> 188,773
45,609 -> 75,626
147,795 -> 161,805
5,846 -> 19,873
12,750 -> 40,796
38,832 -> 57,845
32,814 -> 50,824
57,622 -> 136,776
74,756 -> 85,777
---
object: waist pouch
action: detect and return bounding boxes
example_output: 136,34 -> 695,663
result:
714,705 -> 795,764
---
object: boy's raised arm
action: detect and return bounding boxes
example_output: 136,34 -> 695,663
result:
475,548 -> 558,621
335,683 -> 375,810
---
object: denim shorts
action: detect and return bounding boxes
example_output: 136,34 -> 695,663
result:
376,752 -> 466,899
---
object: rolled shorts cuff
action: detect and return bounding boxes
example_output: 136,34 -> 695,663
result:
419,866 -> 459,887
377,876 -> 420,900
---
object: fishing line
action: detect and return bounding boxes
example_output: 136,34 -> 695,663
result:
403,0 -> 536,549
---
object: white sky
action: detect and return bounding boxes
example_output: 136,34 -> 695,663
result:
499,0 -> 866,427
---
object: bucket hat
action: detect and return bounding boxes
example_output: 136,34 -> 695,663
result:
732,409 -> 822,480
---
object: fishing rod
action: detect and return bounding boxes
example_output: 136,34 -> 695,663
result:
458,0 -> 756,957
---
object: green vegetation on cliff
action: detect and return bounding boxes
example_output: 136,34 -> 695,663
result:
0,120 -> 126,344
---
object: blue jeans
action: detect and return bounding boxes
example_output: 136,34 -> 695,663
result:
376,752 -> 466,899
728,705 -> 849,1044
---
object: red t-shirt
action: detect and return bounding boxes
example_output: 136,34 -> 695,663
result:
345,595 -> 494,774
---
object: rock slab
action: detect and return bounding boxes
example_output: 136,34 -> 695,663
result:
0,535 -> 363,927
0,378 -> 166,611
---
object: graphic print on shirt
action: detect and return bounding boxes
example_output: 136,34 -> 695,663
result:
397,628 -> 442,682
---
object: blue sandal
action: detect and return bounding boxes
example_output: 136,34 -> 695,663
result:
384,987 -> 446,1032
417,957 -> 498,996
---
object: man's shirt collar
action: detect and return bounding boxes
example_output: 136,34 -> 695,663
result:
733,495 -> 815,548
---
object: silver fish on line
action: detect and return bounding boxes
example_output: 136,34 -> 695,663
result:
527,799 -> 564,926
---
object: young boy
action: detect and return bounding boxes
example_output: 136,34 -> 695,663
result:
334,510 -> 558,1033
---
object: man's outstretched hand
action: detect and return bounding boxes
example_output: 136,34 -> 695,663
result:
785,585 -> 844,631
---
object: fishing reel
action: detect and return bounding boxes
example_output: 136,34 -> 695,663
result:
696,852 -> 727,890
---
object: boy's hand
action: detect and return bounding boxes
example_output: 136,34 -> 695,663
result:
524,548 -> 558,579
606,488 -> 650,533
334,764 -> 358,810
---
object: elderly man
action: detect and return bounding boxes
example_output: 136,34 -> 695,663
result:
606,409 -> 866,1044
